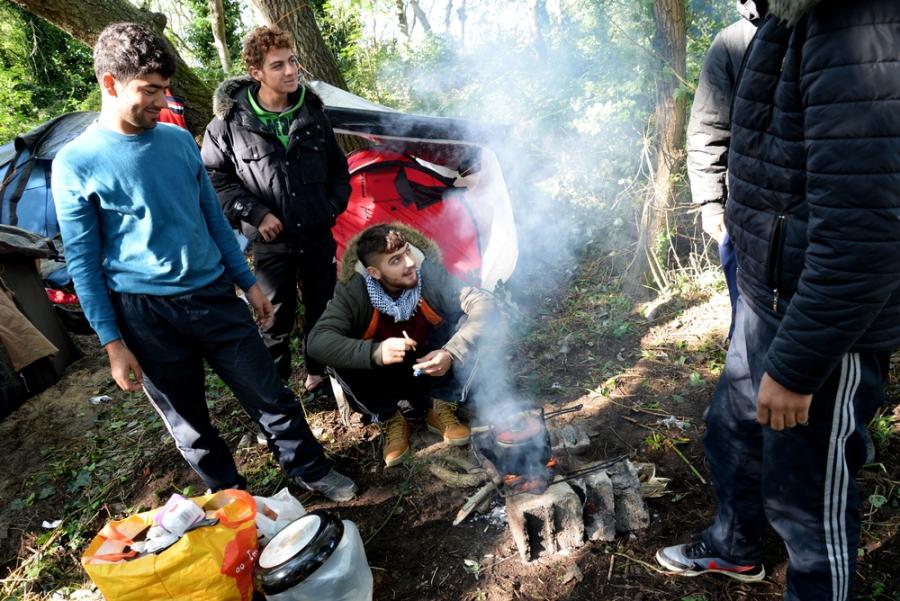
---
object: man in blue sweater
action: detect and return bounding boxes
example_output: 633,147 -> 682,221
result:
52,22 -> 356,501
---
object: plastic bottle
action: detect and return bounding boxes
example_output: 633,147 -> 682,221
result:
254,510 -> 373,601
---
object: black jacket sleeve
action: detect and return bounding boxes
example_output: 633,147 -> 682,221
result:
200,119 -> 270,227
322,115 -> 351,215
764,13 -> 900,394
686,20 -> 755,214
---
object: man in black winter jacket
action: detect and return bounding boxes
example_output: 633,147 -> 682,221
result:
201,26 -> 351,390
658,2 -> 900,599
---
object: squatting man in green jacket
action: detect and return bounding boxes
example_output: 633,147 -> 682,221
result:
308,223 -> 498,466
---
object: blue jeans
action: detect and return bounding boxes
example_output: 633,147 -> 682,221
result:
719,231 -> 739,339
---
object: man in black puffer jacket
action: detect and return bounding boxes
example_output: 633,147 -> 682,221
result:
202,26 -> 351,390
657,2 -> 900,599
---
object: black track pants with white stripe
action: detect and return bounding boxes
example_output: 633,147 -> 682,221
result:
702,296 -> 888,600
111,275 -> 331,490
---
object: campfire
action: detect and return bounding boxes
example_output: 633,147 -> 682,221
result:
455,404 -> 652,561
472,409 -> 557,495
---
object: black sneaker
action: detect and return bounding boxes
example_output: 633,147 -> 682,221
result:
295,469 -> 358,502
656,539 -> 765,582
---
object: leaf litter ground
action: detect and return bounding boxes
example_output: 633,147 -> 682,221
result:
1,255 -> 898,600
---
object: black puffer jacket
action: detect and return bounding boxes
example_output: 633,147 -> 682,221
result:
201,77 -> 350,246
727,0 -> 900,394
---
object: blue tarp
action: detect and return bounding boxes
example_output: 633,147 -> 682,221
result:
0,112 -> 98,285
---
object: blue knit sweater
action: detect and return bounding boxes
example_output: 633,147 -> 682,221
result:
52,122 -> 256,346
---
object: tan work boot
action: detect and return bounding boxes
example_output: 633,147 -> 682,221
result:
382,411 -> 411,467
427,399 -> 470,445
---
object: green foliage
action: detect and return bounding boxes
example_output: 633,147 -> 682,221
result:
0,1 -> 98,140
868,493 -> 888,511
644,431 -> 664,452
310,0 -> 732,265
869,410 -> 897,450
686,0 -> 735,90
181,0 -> 246,82
688,371 -> 704,386
312,0 -> 366,79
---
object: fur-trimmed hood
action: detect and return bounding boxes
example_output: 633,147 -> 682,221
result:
211,75 -> 324,120
769,0 -> 821,25
339,223 -> 443,283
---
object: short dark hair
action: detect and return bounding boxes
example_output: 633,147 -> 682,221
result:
93,23 -> 176,83
242,26 -> 294,72
357,225 -> 408,267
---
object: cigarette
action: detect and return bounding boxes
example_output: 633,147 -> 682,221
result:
402,330 -> 417,349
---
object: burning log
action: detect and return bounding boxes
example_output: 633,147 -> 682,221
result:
452,482 -> 497,526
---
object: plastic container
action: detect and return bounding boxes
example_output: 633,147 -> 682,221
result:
254,510 -> 373,601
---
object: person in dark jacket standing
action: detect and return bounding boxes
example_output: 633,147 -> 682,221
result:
202,26 -> 351,391
686,1 -> 762,338
657,2 -> 900,599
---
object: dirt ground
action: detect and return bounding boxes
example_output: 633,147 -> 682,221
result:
1,260 -> 898,600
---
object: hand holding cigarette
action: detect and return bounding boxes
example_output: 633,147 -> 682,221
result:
401,330 -> 417,350
380,336 -> 418,365
413,349 -> 453,377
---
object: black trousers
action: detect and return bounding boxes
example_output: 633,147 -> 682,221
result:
253,238 -> 337,380
329,354 -> 472,423
702,296 -> 887,600
111,275 -> 331,491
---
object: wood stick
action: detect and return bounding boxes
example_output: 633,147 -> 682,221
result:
453,482 -> 496,526
668,441 -> 707,485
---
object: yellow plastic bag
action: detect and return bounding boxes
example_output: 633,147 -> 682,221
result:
82,489 -> 258,601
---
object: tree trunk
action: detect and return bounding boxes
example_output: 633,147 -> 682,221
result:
531,0 -> 548,61
409,0 -> 431,34
443,0 -> 454,31
394,0 -> 409,38
10,0 -> 214,136
208,0 -> 232,74
250,0 -> 347,90
457,0 -> 467,49
625,0 -> 687,298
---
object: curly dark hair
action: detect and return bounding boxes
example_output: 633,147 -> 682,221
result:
93,23 -> 176,83
357,225 -> 408,267
242,25 -> 295,72
94,23 -> 175,82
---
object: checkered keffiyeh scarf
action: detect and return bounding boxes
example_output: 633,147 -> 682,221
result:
365,269 -> 422,322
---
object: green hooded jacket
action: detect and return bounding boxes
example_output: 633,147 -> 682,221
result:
307,224 -> 497,370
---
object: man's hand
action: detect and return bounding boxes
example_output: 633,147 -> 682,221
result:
257,213 -> 283,242
757,372 -> 813,431
105,340 -> 143,392
701,211 -> 727,245
380,337 -> 417,365
246,283 -> 274,329
413,350 -> 453,377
